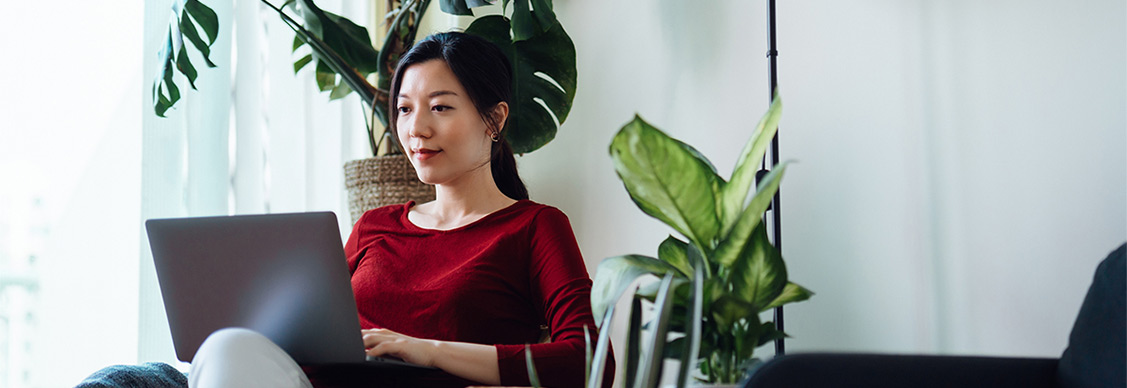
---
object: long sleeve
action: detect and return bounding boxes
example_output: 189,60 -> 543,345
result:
494,208 -> 615,388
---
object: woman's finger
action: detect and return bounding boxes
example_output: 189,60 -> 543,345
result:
362,332 -> 391,348
365,341 -> 402,357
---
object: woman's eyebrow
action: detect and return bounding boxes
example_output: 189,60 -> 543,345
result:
398,90 -> 458,99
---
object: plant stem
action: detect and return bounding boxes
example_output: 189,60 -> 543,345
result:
362,99 -> 378,155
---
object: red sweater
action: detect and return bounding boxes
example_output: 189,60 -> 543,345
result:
344,200 -> 613,387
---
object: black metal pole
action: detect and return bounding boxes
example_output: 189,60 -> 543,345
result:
767,0 -> 785,356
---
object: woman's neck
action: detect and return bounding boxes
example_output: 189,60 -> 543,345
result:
410,165 -> 517,230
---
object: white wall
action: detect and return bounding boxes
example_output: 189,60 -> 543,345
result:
519,0 -> 1126,369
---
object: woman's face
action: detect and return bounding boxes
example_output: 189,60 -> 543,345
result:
396,59 -> 497,186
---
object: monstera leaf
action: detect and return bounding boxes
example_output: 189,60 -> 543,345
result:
441,0 -> 555,42
155,0 -> 575,158
466,15 -> 575,154
153,0 -> 219,117
287,0 -> 380,103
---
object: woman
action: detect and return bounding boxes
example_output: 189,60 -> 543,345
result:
188,32 -> 611,388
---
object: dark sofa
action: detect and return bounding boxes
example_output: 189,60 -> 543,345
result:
744,243 -> 1125,388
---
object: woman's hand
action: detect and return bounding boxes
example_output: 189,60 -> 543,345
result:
362,328 -> 501,385
361,328 -> 441,367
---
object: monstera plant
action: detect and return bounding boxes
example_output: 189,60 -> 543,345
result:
591,95 -> 813,384
153,0 -> 576,156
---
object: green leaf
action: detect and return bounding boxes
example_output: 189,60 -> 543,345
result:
153,44 -> 181,118
261,0 -> 378,108
320,11 -> 380,74
294,54 -> 313,73
711,295 -> 754,331
624,295 -> 642,388
438,0 -> 493,16
440,0 -> 473,16
179,9 -> 216,68
584,325 -> 591,386
524,344 -> 541,388
163,81 -> 180,114
510,0 -> 537,41
509,0 -> 556,41
720,93 -> 782,236
591,254 -> 683,323
279,0 -> 380,106
608,115 -> 723,250
315,61 -> 335,91
292,35 -> 305,52
154,84 -> 172,118
728,223 -> 788,311
296,0 -> 380,74
530,0 -> 556,35
763,282 -> 813,311
175,44 -> 199,90
151,24 -> 183,117
376,0 -> 428,88
587,303 -> 615,388
637,273 -> 677,388
665,337 -> 685,360
329,81 -> 352,100
676,254 -> 705,388
705,277 -> 726,304
635,277 -> 688,306
713,163 -> 788,268
657,235 -> 693,278
152,0 -> 219,118
184,0 -> 219,44
163,56 -> 181,105
754,322 -> 787,348
466,15 -> 576,154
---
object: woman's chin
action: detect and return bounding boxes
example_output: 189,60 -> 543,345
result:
413,172 -> 444,186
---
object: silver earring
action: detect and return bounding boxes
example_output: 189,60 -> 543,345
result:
490,131 -> 501,142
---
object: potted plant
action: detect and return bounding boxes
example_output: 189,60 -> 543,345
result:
151,0 -> 577,221
587,95 -> 813,386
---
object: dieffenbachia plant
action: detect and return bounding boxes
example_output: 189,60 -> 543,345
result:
591,94 -> 814,384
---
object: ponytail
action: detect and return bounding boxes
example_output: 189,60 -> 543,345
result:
491,139 -> 528,200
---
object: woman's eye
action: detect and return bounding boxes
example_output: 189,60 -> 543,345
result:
398,106 -> 411,114
432,105 -> 451,112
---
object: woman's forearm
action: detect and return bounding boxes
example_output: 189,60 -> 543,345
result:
430,340 -> 501,385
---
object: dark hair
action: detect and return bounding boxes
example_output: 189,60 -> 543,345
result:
389,32 -> 529,201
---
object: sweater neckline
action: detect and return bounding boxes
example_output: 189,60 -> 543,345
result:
400,199 -> 530,233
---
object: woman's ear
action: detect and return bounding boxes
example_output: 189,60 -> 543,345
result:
489,102 -> 510,133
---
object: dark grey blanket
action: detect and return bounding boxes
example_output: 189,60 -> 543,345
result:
75,362 -> 188,388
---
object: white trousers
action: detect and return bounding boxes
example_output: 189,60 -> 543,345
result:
189,327 -> 313,388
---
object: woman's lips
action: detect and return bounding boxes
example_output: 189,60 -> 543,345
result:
412,148 -> 440,161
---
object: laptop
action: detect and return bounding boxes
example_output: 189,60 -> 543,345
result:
146,211 -> 436,371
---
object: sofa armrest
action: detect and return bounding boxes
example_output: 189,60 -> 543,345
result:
743,353 -> 1058,388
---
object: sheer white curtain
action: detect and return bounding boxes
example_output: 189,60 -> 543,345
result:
0,2 -> 143,387
138,0 -> 371,366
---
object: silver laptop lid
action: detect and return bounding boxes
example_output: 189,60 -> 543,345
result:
146,212 -> 364,364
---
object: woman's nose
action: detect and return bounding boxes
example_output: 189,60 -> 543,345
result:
405,112 -> 432,138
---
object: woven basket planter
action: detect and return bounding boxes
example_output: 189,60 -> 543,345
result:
343,154 -> 435,224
